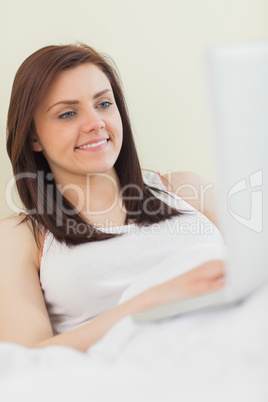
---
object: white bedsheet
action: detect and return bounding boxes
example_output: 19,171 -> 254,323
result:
1,245 -> 267,402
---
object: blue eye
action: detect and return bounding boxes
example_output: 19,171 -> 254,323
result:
97,101 -> 113,109
58,111 -> 75,119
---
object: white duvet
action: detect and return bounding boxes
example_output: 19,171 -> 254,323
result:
1,244 -> 267,402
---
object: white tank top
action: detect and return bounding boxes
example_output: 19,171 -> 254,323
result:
40,172 -> 224,334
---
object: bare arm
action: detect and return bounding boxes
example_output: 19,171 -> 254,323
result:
35,260 -> 225,352
0,216 -> 224,354
0,216 -> 146,352
0,216 -> 53,346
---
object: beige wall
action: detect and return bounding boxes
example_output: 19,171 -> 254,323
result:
0,0 -> 267,219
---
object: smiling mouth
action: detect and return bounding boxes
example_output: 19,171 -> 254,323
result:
75,139 -> 109,149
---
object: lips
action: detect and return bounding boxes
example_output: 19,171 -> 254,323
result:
75,137 -> 109,149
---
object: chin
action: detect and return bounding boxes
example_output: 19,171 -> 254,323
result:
85,164 -> 116,176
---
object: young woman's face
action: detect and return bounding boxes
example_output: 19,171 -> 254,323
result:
33,63 -> 123,184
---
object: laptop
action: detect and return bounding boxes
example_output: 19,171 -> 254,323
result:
132,41 -> 268,323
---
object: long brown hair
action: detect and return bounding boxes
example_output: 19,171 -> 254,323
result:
6,43 -> 189,246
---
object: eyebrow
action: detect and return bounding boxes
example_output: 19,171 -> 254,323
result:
46,89 -> 112,112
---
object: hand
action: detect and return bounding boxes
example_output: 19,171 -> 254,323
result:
141,259 -> 226,311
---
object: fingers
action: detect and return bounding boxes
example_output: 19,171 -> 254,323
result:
185,260 -> 226,297
166,260 -> 226,300
188,277 -> 226,296
190,259 -> 225,279
143,259 -> 227,310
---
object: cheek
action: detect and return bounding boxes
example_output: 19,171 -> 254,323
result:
111,106 -> 123,127
38,124 -> 74,151
113,113 -> 123,140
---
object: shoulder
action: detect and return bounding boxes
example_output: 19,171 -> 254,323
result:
161,171 -> 219,228
0,214 -> 33,235
161,171 -> 212,193
0,214 -> 43,270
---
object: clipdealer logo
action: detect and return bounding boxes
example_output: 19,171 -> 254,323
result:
227,170 -> 263,232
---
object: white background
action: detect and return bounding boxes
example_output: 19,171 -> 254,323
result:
0,0 -> 267,218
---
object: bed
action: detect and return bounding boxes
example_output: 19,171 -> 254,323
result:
1,244 -> 267,402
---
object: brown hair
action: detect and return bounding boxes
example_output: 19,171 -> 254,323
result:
6,43 -> 189,246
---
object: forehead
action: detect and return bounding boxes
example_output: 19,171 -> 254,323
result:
41,63 -> 112,105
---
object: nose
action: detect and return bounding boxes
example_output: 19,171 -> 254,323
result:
81,107 -> 105,133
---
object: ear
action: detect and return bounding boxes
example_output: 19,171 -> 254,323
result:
31,137 -> 43,152
30,124 -> 43,152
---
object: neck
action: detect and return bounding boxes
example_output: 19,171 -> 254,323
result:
54,168 -> 122,215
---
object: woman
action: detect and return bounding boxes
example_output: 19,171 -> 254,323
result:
0,44 -> 225,353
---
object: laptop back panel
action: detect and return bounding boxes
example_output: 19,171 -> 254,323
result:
207,42 -> 268,297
